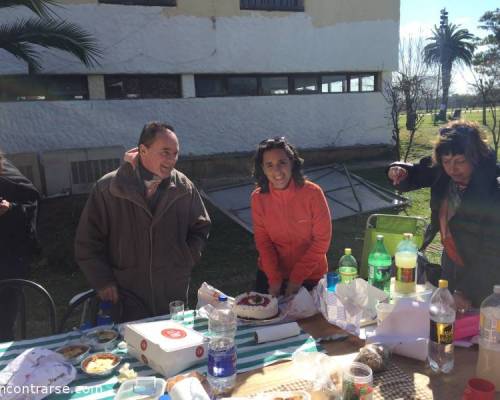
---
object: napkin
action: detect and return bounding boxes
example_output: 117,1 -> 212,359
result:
367,298 -> 429,361
0,348 -> 76,400
169,376 -> 210,400
254,322 -> 301,344
313,278 -> 387,335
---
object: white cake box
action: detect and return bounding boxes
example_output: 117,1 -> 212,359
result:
123,320 -> 207,378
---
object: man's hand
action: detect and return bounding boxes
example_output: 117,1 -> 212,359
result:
268,283 -> 281,297
388,166 -> 408,186
0,199 -> 11,217
285,281 -> 302,298
98,284 -> 119,304
454,291 -> 472,314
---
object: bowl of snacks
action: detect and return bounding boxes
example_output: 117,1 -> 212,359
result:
56,343 -> 90,365
83,327 -> 119,351
81,352 -> 121,377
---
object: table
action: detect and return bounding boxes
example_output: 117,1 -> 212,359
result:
0,312 -> 498,399
234,314 -> 500,400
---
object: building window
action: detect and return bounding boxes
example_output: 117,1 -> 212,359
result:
227,77 -> 258,96
261,76 -> 288,95
349,73 -> 376,92
0,75 -> 88,101
195,76 -> 226,97
195,72 -> 379,97
321,75 -> 346,93
240,0 -> 304,12
292,76 -> 318,94
98,0 -> 176,6
104,75 -> 181,99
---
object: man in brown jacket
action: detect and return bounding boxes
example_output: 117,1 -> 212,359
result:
75,122 -> 211,320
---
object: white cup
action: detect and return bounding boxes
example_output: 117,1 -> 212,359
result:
376,302 -> 395,325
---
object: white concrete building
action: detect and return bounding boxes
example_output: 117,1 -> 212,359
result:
0,0 -> 400,195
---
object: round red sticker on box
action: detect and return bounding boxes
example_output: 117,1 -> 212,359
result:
161,328 -> 187,339
140,339 -> 147,351
195,345 -> 204,358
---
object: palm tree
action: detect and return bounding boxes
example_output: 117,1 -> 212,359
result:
0,0 -> 101,73
424,22 -> 475,120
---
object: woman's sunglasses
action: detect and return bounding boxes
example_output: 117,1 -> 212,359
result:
259,136 -> 286,146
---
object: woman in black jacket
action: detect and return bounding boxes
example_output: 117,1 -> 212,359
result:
0,151 -> 40,341
387,120 -> 500,311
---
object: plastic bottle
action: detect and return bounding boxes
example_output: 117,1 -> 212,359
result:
367,235 -> 392,295
96,301 -> 113,326
428,279 -> 456,373
207,295 -> 237,396
476,285 -> 500,390
394,233 -> 418,294
338,248 -> 358,283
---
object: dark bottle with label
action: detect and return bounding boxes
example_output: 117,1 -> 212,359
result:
428,279 -> 456,373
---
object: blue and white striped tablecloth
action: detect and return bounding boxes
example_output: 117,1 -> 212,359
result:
0,311 -> 322,399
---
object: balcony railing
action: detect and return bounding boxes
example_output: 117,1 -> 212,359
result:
240,0 -> 304,12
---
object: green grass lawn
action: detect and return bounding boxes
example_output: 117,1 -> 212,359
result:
21,111 -> 497,338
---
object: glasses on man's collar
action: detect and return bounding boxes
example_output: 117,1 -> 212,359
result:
259,136 -> 286,146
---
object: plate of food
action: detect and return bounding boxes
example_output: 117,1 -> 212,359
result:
55,343 -> 90,365
81,352 -> 121,377
235,292 -> 287,326
83,327 -> 120,351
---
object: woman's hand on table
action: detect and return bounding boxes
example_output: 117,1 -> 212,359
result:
284,282 -> 301,298
388,166 -> 408,186
268,283 -> 281,297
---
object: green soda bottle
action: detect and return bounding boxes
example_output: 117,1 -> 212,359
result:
338,248 -> 358,283
368,234 -> 392,295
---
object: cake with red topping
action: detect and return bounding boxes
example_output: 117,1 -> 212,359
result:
234,291 -> 279,320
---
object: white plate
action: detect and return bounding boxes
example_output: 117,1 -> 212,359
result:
237,309 -> 287,327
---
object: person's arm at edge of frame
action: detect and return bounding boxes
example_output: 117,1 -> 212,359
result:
74,182 -> 118,303
186,184 -> 211,265
288,186 -> 332,295
251,191 -> 282,296
387,156 -> 439,192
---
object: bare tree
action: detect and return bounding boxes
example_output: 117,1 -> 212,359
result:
384,36 -> 427,161
383,79 -> 404,161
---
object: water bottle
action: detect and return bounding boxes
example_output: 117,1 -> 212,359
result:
207,295 -> 237,396
96,301 -> 113,326
476,285 -> 500,390
338,248 -> 358,283
368,235 -> 392,295
394,233 -> 418,294
428,279 -> 456,373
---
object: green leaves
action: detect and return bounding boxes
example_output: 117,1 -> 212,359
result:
0,0 -> 102,72
0,0 -> 60,19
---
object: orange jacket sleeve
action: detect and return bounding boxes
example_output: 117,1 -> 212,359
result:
251,192 -> 283,286
289,188 -> 332,284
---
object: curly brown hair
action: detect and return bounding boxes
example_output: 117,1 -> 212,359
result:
433,120 -> 490,167
252,137 -> 305,193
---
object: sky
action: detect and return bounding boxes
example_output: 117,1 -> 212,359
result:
399,0 -> 498,94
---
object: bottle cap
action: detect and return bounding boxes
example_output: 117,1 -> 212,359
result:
438,279 -> 448,289
403,233 -> 413,239
344,248 -> 352,255
218,294 -> 228,302
376,234 -> 384,240
494,285 -> 500,294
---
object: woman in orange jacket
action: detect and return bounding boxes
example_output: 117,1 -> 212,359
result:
251,137 -> 332,297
